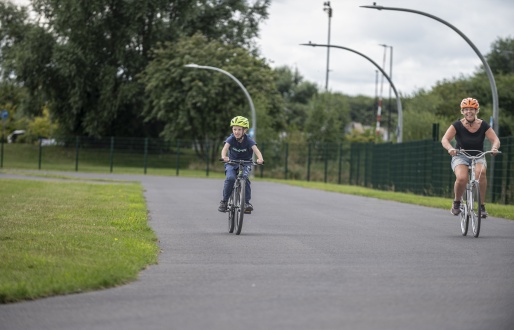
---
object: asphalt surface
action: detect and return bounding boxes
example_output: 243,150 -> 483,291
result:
1,173 -> 514,330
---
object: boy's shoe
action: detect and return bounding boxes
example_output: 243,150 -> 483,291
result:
245,202 -> 253,214
218,200 -> 228,212
451,200 -> 461,216
480,204 -> 488,218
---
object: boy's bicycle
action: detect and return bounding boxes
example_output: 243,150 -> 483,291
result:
457,149 -> 501,238
220,159 -> 262,235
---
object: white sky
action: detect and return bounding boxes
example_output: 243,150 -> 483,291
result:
257,0 -> 514,97
9,0 -> 514,97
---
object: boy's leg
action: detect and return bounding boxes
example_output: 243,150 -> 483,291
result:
243,165 -> 253,212
223,165 -> 237,201
219,165 -> 237,212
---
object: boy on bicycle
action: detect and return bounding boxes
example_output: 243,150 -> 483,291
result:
218,116 -> 264,213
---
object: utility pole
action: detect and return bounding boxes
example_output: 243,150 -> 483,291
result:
379,44 -> 393,140
323,2 -> 332,91
375,46 -> 387,139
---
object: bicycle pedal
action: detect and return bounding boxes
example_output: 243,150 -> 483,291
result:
244,210 -> 252,214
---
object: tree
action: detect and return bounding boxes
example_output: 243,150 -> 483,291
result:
484,37 -> 514,75
2,0 -> 271,137
347,95 -> 376,126
273,66 -> 318,129
304,92 -> 350,144
140,33 -> 283,160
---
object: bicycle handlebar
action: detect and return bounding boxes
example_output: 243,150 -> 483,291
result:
457,149 -> 502,159
218,159 -> 264,166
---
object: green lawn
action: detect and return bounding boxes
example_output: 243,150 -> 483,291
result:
0,178 -> 159,303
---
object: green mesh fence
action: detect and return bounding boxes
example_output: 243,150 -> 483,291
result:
1,136 -> 512,204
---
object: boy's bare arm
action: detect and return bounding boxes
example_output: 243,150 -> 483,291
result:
253,145 -> 264,164
221,143 -> 230,161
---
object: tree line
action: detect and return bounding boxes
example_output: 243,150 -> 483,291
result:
1,1 -> 513,154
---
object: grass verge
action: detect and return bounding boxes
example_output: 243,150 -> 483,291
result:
269,179 -> 514,221
0,178 -> 159,303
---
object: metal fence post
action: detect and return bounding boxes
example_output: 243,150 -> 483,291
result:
144,137 -> 148,175
109,136 -> 114,173
284,143 -> 289,180
338,143 -> 342,184
75,136 -> 80,172
205,141 -> 210,177
176,140 -> 180,176
38,138 -> 42,170
307,142 -> 311,181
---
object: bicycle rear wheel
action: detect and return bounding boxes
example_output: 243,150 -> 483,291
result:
227,194 -> 235,233
470,181 -> 481,237
234,179 -> 246,235
460,195 -> 468,236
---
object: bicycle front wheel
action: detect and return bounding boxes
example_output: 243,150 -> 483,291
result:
460,194 -> 468,236
470,181 -> 481,237
234,179 -> 246,235
227,194 -> 235,233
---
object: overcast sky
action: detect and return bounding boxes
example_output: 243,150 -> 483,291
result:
257,0 -> 514,97
10,0 -> 514,98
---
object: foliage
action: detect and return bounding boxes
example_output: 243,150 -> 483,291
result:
273,65 -> 319,129
140,33 -> 283,160
348,95 -> 377,126
483,37 -> 514,75
345,128 -> 377,143
304,92 -> 351,144
1,0 -> 271,138
401,107 -> 447,142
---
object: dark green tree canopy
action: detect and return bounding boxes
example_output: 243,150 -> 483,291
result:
140,33 -> 282,150
2,0 -> 270,137
484,37 -> 514,75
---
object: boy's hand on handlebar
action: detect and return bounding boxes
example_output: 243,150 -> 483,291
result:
491,147 -> 499,156
221,156 -> 229,162
256,158 -> 264,165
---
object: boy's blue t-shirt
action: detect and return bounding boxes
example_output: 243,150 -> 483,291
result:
225,133 -> 256,161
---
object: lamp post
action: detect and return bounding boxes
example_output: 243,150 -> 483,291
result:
323,1 -> 333,90
379,44 -> 393,141
361,3 -> 499,136
301,42 -> 403,142
184,64 -> 257,142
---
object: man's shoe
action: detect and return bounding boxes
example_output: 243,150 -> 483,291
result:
218,200 -> 228,212
245,202 -> 253,214
480,204 -> 488,218
451,200 -> 461,216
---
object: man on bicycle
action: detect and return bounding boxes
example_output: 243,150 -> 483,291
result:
441,97 -> 500,217
218,116 -> 264,213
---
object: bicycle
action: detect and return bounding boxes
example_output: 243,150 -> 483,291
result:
219,159 -> 262,235
457,149 -> 501,238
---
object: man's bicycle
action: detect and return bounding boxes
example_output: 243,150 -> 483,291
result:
457,149 -> 501,237
220,159 -> 262,235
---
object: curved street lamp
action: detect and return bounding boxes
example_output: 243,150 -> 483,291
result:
361,3 -> 500,136
184,64 -> 257,142
301,42 -> 404,143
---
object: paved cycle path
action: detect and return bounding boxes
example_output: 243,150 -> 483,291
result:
1,173 -> 514,330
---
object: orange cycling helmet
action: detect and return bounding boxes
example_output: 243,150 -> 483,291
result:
460,97 -> 479,109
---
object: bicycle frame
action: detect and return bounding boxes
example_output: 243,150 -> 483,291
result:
457,149 -> 500,237
220,159 -> 260,235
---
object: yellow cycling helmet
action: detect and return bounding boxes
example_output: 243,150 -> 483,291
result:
230,116 -> 249,128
